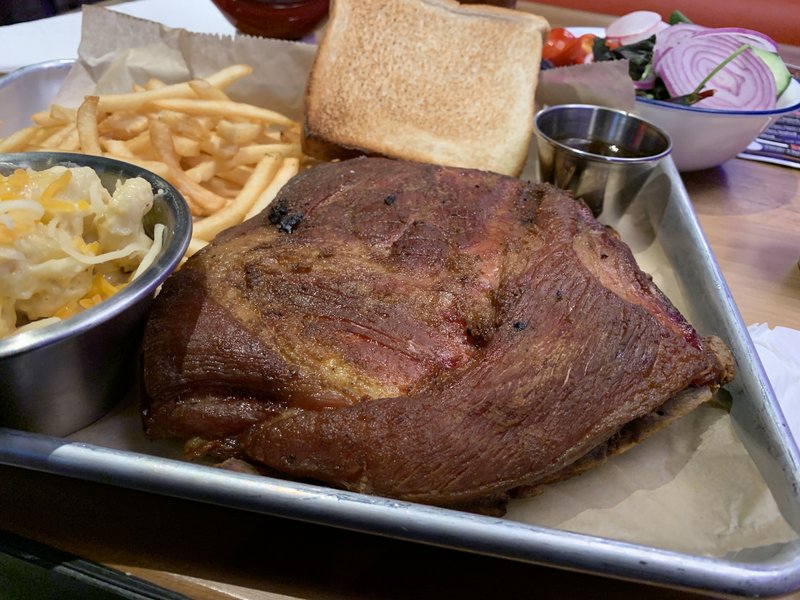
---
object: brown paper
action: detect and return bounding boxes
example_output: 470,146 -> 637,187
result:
508,404 -> 798,556
537,60 -> 637,112
62,6 -> 797,559
55,4 -> 317,120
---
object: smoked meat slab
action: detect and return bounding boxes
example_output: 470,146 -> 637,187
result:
142,157 -> 731,511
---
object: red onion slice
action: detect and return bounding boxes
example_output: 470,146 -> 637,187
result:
655,32 -> 777,110
618,20 -> 669,46
633,77 -> 656,91
694,27 -> 779,53
653,23 -> 704,69
606,11 -> 664,42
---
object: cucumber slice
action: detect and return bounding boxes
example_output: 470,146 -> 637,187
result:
753,47 -> 792,96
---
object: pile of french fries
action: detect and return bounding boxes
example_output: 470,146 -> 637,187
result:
0,64 -> 312,256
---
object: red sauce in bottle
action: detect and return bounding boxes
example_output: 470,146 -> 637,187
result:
211,0 -> 330,40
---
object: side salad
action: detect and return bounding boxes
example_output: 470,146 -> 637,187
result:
541,10 -> 794,110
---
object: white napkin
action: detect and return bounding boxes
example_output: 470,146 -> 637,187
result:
0,0 -> 236,73
748,323 -> 800,442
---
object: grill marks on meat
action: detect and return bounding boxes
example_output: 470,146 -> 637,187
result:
142,157 -> 731,510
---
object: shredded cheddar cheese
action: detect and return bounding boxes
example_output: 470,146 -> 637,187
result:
0,165 -> 162,337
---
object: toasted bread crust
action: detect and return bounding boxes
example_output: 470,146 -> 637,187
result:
303,0 -> 549,176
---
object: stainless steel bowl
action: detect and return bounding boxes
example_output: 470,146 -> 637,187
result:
0,152 -> 192,436
0,59 -> 74,137
534,104 -> 671,217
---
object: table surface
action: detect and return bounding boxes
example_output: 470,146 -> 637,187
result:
2,3 -> 800,599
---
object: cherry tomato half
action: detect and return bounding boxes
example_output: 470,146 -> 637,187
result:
542,28 -> 576,62
550,33 -> 596,67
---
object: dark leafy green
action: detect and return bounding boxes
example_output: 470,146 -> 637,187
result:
593,35 -> 656,81
647,78 -> 672,101
668,10 -> 692,25
592,35 -> 672,99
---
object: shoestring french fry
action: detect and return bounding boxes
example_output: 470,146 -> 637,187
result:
147,98 -> 296,128
186,236 -> 209,258
95,64 -> 253,112
98,112 -> 149,140
76,95 -> 103,155
192,153 -> 282,242
148,117 -> 227,214
188,79 -> 231,101
0,125 -> 38,152
245,157 -> 300,220
0,63 -> 318,257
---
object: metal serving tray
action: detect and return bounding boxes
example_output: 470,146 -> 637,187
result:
2,61 -> 800,598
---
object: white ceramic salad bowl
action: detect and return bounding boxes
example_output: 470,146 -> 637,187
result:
562,18 -> 800,172
635,77 -> 800,172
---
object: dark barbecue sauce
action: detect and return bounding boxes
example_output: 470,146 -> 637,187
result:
558,137 -> 650,159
